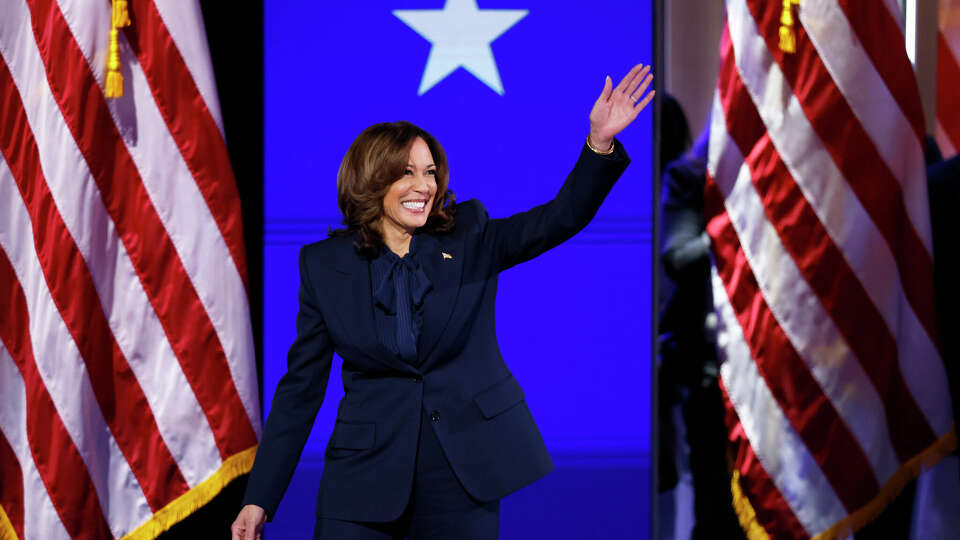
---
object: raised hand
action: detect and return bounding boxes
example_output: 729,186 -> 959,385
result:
588,64 -> 655,151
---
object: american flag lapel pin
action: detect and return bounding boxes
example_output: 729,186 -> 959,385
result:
441,252 -> 453,260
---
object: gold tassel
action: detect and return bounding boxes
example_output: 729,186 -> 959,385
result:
105,0 -> 131,98
778,25 -> 797,54
113,0 -> 131,27
778,0 -> 801,54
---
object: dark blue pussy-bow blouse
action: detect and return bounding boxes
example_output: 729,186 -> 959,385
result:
370,235 -> 432,364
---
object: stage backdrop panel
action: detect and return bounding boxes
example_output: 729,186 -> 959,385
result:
264,0 -> 652,492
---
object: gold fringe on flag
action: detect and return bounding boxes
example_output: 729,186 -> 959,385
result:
730,425 -> 958,540
105,0 -> 132,98
121,445 -> 258,540
0,502 -> 17,540
730,469 -> 771,540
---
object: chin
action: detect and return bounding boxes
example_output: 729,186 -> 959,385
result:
407,216 -> 429,230
400,207 -> 432,230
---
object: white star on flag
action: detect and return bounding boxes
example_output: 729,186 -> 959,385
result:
393,0 -> 528,95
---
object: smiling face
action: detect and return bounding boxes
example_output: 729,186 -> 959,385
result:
380,137 -> 437,239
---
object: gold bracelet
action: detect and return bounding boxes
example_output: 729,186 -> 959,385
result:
586,134 -> 614,155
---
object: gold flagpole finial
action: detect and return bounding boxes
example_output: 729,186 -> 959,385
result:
105,0 -> 131,98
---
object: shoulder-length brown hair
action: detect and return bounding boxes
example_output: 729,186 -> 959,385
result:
330,121 -> 456,257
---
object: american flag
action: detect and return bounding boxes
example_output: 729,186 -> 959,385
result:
938,0 -> 960,156
0,1 -> 260,539
706,0 -> 956,538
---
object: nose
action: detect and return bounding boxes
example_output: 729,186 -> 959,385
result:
413,172 -> 433,193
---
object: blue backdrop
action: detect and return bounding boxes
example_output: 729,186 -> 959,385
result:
263,1 -> 653,537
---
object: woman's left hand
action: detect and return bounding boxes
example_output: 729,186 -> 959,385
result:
588,64 -> 655,151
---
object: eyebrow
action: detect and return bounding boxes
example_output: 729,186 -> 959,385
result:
406,163 -> 436,168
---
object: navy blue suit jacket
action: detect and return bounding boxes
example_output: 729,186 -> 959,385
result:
243,140 -> 631,522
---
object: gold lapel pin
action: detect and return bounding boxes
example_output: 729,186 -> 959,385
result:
441,252 -> 453,260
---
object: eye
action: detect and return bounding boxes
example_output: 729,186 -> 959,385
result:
427,169 -> 437,176
404,168 -> 413,175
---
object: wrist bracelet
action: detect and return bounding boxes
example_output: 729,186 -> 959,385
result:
586,134 -> 614,155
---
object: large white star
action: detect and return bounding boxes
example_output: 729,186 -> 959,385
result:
394,0 -> 528,95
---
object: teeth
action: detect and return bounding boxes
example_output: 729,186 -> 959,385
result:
402,201 -> 425,210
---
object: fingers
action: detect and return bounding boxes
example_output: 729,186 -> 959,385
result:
231,521 -> 249,540
627,68 -> 652,100
231,513 -> 260,540
594,75 -> 613,107
635,88 -> 655,112
630,72 -> 654,105
613,63 -> 645,95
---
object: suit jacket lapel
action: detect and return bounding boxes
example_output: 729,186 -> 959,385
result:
329,237 -> 414,373
418,233 -> 465,364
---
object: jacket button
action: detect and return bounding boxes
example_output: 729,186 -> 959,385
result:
412,375 -> 422,383
430,410 -> 440,422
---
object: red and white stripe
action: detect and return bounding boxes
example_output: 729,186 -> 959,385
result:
938,0 -> 960,156
0,1 -> 260,538
0,343 -> 73,540
710,1 -> 954,538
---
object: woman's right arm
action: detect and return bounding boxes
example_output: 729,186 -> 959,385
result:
232,245 -> 335,535
476,64 -> 653,272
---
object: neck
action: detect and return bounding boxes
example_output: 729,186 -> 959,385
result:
380,220 -> 412,257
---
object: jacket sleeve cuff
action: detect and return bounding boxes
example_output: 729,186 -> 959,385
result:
240,492 -> 277,522
581,136 -> 630,164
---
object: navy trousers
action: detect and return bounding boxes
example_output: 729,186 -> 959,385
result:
314,408 -> 500,539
